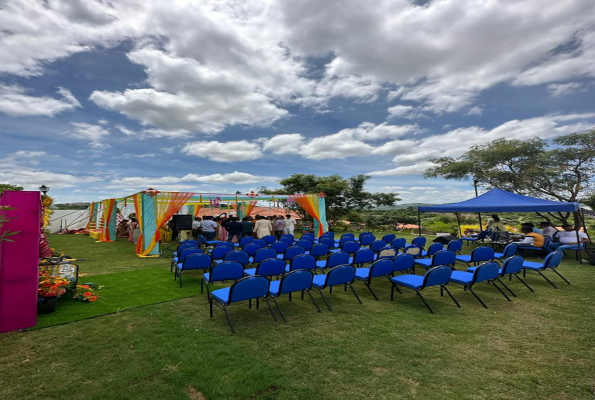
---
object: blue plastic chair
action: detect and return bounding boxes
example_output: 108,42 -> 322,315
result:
243,243 -> 262,260
271,241 -> 289,254
392,254 -> 415,275
359,232 -> 373,240
170,247 -> 203,272
197,234 -> 222,246
203,261 -> 245,299
494,243 -> 517,260
370,240 -> 387,256
411,236 -> 427,249
468,255 -> 533,296
341,241 -> 361,256
390,266 -> 460,314
214,242 -> 234,248
338,236 -> 355,247
301,234 -> 315,242
316,251 -> 349,272
382,234 -> 396,243
268,270 -> 321,322
320,238 -> 337,250
403,244 -> 423,259
296,240 -> 313,251
360,235 -> 376,247
278,246 -> 306,262
350,248 -> 375,266
312,265 -> 362,311
244,258 -> 286,278
211,246 -> 233,264
174,253 -> 211,288
310,243 -> 330,259
253,239 -> 267,248
415,250 -> 456,272
421,242 -> 444,257
173,241 -> 199,257
215,250 -> 249,267
377,247 -> 398,260
450,261 -> 510,308
455,246 -> 495,266
262,235 -> 276,245
322,232 -> 334,239
237,236 -> 254,248
391,238 -> 407,250
281,234 -> 295,241
354,259 -> 393,300
280,237 -> 294,246
209,276 -> 277,333
522,251 -> 568,289
446,240 -> 463,254
286,254 -> 316,273
251,248 -> 277,264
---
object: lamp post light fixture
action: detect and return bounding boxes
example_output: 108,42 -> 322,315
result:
39,185 -> 49,196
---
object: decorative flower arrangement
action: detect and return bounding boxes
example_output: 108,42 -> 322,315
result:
73,283 -> 99,302
38,273 -> 70,297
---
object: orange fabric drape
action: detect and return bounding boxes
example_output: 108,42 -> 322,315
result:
246,201 -> 257,216
99,199 -> 116,242
292,195 -> 324,236
193,204 -> 202,217
85,202 -> 96,230
133,193 -> 144,254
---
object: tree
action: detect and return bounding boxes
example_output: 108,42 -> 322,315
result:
261,174 -> 400,223
424,129 -> 595,225
0,184 -> 23,195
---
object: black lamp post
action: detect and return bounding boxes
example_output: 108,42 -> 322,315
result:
39,185 -> 49,196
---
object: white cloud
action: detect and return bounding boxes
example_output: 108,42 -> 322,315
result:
387,105 -> 426,120
182,140 -> 263,162
466,106 -> 483,116
263,134 -> 306,155
106,171 -> 279,189
68,122 -> 110,148
547,82 -> 586,97
0,85 -> 80,117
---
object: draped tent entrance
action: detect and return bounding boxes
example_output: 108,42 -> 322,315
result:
85,190 -> 328,257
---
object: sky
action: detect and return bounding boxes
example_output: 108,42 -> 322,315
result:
1,0 -> 595,205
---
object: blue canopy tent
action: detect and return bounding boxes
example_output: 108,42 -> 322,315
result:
417,188 -> 586,261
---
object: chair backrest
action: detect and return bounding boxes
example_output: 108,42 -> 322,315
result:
370,240 -> 387,253
310,243 -> 329,257
178,242 -> 198,252
320,238 -> 336,248
446,240 -> 463,253
543,251 -> 563,269
341,233 -> 355,239
181,253 -> 212,271
353,249 -> 375,264
289,254 -> 316,271
432,250 -> 456,267
229,276 -> 270,303
368,259 -> 394,278
253,248 -> 277,263
255,258 -> 286,276
339,236 -> 354,247
471,246 -> 495,262
501,255 -> 523,275
403,244 -> 423,258
382,233 -> 396,243
501,243 -> 518,258
208,261 -> 244,282
271,241 -> 289,254
223,250 -> 250,266
196,235 -> 208,245
284,246 -> 306,260
239,236 -> 254,247
378,247 -> 398,259
342,241 -> 361,254
279,237 -> 294,245
322,231 -> 335,238
393,254 -> 415,272
359,232 -> 373,240
295,240 -> 313,251
215,242 -> 234,248
180,239 -> 199,245
426,242 -> 444,256
262,235 -> 276,245
281,234 -> 294,240
253,239 -> 267,247
278,270 -> 315,295
472,262 -> 500,283
243,243 -> 262,256
301,234 -> 315,241
422,266 -> 453,288
179,248 -> 203,262
327,251 -> 350,268
325,264 -> 356,287
412,236 -> 427,247
212,246 -> 233,260
360,235 -> 376,246
391,238 -> 407,249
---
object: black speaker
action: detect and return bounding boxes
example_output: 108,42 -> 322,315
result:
433,235 -> 457,244
172,215 -> 193,230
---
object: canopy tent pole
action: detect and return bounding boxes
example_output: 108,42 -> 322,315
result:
455,212 -> 463,237
574,211 -> 584,264
473,180 -> 483,231
417,209 -> 422,237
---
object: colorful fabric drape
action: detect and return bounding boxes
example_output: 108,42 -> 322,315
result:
133,193 -> 144,254
193,204 -> 202,217
246,201 -> 257,216
292,195 -> 324,236
99,199 -> 116,242
140,192 -> 194,255
85,202 -> 96,230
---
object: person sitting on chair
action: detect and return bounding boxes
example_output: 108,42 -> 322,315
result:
547,224 -> 589,253
539,221 -> 558,239
515,226 -> 545,249
485,214 -> 507,241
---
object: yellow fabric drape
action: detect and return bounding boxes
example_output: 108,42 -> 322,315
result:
99,199 -> 116,242
85,202 -> 96,230
133,193 -> 144,254
292,195 -> 324,236
246,201 -> 257,216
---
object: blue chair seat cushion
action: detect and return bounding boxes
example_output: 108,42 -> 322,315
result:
211,287 -> 230,304
450,271 -> 473,285
244,268 -> 257,276
173,257 -> 179,263
390,274 -> 424,290
312,275 -> 327,288
494,252 -> 505,258
355,268 -> 371,280
461,237 -> 477,241
414,259 -> 432,267
203,272 -> 211,282
268,280 -> 280,296
455,255 -> 472,263
315,260 -> 326,269
522,261 -> 545,270
467,266 -> 505,275
176,263 -> 183,270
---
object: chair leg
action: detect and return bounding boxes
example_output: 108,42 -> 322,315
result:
492,280 -> 511,301
209,297 -> 213,318
391,283 -> 395,301
440,285 -> 444,297
316,287 -> 333,311
174,269 -> 177,281
306,290 -> 322,313
222,304 -> 235,334
442,285 -> 461,308
497,277 -> 516,297
179,272 -> 183,288
536,270 -> 558,289
468,286 -> 488,308
329,286 -> 333,294
200,277 -> 204,294
272,296 -> 287,322
264,297 -> 279,323
416,291 -> 434,314
301,290 -> 305,300
514,274 -> 534,292
348,284 -> 363,304
552,268 -> 571,285
364,281 -> 379,300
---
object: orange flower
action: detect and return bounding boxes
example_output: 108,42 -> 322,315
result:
88,296 -> 98,302
83,292 -> 92,297
81,285 -> 90,289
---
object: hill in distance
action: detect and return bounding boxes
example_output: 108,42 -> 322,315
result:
375,203 -> 435,210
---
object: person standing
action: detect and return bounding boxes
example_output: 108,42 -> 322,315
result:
284,214 -> 296,235
273,215 -> 285,239
192,217 -> 203,240
226,217 -> 243,243
201,216 -> 218,241
241,217 -> 254,237
218,214 -> 229,242
128,218 -> 138,243
254,215 -> 273,239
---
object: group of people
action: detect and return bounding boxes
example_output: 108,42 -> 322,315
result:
114,217 -> 140,243
485,214 -> 589,253
191,214 -> 297,242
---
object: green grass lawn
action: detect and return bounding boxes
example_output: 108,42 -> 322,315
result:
0,233 -> 594,399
